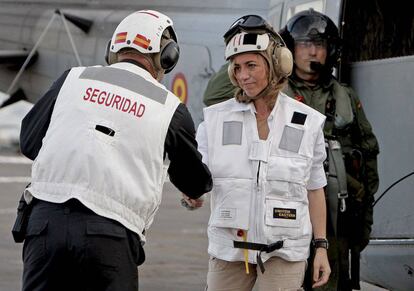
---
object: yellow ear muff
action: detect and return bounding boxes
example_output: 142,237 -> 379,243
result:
273,46 -> 293,77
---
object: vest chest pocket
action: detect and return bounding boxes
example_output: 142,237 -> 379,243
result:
264,198 -> 303,239
267,155 -> 309,185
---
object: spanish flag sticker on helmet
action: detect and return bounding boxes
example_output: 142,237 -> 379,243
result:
133,34 -> 151,49
115,32 -> 127,44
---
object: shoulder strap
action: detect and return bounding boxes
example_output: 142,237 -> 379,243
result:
326,139 -> 348,235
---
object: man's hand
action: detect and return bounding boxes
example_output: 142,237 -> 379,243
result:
312,248 -> 331,288
181,194 -> 204,210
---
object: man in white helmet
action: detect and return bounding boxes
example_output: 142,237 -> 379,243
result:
195,15 -> 330,290
17,10 -> 212,291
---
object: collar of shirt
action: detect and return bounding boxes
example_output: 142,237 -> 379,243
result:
227,96 -> 278,122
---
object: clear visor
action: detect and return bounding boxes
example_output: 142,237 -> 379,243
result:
290,16 -> 328,40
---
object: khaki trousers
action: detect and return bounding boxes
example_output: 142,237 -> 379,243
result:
206,256 -> 306,291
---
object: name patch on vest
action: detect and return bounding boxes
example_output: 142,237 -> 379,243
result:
218,208 -> 236,220
273,208 -> 296,220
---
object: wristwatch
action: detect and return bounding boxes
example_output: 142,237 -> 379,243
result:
312,238 -> 329,250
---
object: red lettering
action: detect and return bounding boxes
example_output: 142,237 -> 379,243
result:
105,93 -> 114,106
128,102 -> 137,116
119,97 -> 126,110
112,95 -> 122,109
122,98 -> 131,112
90,88 -> 99,103
136,104 -> 145,117
97,91 -> 106,104
83,87 -> 92,100
83,88 -> 145,121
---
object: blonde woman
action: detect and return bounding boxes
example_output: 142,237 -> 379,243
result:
196,15 -> 330,291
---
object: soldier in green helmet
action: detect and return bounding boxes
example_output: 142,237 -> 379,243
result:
203,9 -> 379,291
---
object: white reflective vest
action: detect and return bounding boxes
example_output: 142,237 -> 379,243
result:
197,93 -> 327,263
25,62 -> 180,242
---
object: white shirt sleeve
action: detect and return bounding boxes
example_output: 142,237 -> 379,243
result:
196,121 -> 209,166
307,127 -> 327,190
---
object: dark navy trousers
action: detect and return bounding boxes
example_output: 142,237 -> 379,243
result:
22,198 -> 143,291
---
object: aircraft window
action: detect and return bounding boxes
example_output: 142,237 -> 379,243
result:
341,0 -> 414,62
286,0 -> 325,21
268,2 -> 283,30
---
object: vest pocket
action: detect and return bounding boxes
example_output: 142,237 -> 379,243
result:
267,155 -> 308,185
88,120 -> 119,146
85,221 -> 126,269
23,219 -> 48,266
209,179 -> 251,230
264,198 -> 303,239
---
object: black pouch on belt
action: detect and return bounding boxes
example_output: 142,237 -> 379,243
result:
12,189 -> 34,243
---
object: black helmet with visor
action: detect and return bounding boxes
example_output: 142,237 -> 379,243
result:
280,9 -> 341,69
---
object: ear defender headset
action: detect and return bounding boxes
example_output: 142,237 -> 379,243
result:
269,33 -> 294,78
224,14 -> 293,79
104,39 -> 115,65
105,10 -> 180,74
153,32 -> 180,73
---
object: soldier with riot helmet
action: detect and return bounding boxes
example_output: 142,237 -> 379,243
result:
279,9 -> 379,291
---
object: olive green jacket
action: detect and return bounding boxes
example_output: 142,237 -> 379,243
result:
285,76 -> 379,249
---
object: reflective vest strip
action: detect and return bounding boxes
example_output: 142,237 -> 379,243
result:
79,67 -> 167,104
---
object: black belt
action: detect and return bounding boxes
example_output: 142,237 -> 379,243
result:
233,240 -> 284,273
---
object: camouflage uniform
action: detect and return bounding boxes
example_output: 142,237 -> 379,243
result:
285,75 -> 379,291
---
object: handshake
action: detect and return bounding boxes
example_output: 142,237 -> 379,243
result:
181,194 -> 204,210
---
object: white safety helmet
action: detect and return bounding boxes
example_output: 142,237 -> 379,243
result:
225,32 -> 271,60
106,10 -> 179,73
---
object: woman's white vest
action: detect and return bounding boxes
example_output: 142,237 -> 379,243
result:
202,93 -> 326,263
25,62 -> 180,242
